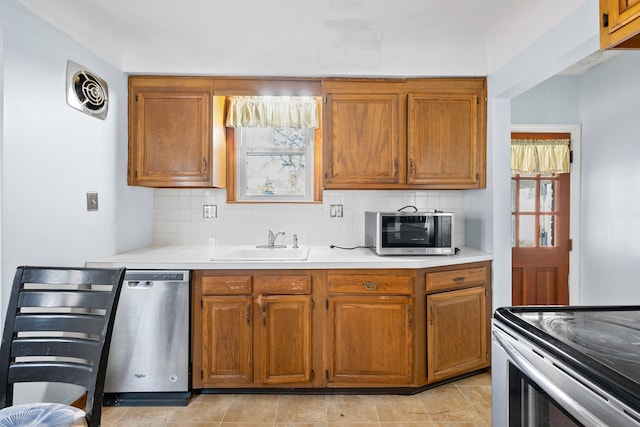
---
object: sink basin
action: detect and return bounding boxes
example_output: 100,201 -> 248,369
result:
214,246 -> 310,261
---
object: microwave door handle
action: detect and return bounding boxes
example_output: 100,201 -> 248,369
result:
492,329 -> 609,427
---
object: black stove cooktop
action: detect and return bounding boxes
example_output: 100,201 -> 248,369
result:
494,305 -> 640,410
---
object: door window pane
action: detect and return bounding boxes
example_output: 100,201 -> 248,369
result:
519,181 -> 536,212
539,215 -> 555,247
519,215 -> 535,247
540,180 -> 556,212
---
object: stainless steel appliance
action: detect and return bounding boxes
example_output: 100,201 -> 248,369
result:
104,270 -> 190,406
492,306 -> 640,426
365,210 -> 454,255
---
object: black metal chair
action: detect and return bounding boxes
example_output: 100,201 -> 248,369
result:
0,266 -> 126,427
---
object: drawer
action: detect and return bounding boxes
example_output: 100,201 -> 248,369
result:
426,266 -> 487,293
327,274 -> 413,294
261,275 -> 311,294
201,275 -> 252,295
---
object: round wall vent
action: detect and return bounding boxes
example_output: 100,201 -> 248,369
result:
66,60 -> 109,120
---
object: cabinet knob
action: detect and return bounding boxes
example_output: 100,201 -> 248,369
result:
409,159 -> 415,177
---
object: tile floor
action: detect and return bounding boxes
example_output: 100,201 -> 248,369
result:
101,373 -> 491,427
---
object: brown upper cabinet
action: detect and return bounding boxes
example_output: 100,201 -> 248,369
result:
600,0 -> 640,49
128,76 -> 486,190
322,78 -> 486,190
128,76 -> 226,188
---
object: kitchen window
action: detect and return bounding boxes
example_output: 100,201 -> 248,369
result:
226,96 -> 322,203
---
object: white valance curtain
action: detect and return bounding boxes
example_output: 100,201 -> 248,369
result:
511,138 -> 570,174
226,96 -> 319,128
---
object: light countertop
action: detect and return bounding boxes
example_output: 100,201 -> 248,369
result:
85,245 -> 492,270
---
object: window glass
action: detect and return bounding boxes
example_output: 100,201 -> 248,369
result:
539,215 -> 555,247
518,215 -> 535,247
540,180 -> 556,212
236,127 -> 314,201
518,180 -> 536,212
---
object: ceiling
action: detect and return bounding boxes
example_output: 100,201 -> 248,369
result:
15,0 -> 596,76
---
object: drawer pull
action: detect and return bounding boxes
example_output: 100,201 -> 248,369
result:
363,282 -> 379,291
453,276 -> 465,284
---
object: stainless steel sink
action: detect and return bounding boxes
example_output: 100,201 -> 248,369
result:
213,246 -> 310,261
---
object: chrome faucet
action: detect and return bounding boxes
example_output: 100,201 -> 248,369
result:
257,230 -> 286,248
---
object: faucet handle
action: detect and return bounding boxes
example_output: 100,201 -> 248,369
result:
293,234 -> 299,249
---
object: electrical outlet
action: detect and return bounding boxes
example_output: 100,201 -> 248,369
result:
203,205 -> 217,219
330,204 -> 343,218
86,192 -> 98,211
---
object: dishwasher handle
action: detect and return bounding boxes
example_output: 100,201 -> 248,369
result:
127,280 -> 153,288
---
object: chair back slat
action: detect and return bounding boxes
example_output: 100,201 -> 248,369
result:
14,313 -> 108,336
11,337 -> 100,360
18,290 -> 112,310
21,268 -> 124,287
0,266 -> 125,427
8,362 -> 93,387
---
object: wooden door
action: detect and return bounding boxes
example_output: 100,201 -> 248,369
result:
199,295 -> 253,385
511,132 -> 571,305
128,77 -> 217,187
327,295 -> 413,385
323,92 -> 401,187
259,295 -> 312,384
407,93 -> 481,188
426,287 -> 487,383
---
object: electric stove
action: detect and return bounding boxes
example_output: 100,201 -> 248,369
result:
492,305 -> 640,426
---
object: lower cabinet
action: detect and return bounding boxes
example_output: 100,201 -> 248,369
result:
192,271 -> 315,388
327,295 -> 413,385
425,263 -> 491,384
192,262 -> 491,390
326,271 -> 415,386
426,287 -> 488,383
259,294 -> 312,384
201,293 -> 253,385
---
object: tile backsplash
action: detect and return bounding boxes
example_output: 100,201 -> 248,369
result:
153,189 -> 466,248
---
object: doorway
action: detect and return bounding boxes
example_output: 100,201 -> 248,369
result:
510,125 -> 581,305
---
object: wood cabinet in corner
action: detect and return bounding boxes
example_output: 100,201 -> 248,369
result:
600,0 -> 640,49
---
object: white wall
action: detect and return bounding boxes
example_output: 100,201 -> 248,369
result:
577,52 -> 640,304
511,77 -> 580,124
152,189 -> 467,249
508,52 -> 640,305
477,0 -> 600,309
1,0 -> 153,403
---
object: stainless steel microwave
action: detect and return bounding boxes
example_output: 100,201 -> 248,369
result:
365,211 -> 454,255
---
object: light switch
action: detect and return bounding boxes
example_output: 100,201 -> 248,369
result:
87,192 -> 98,211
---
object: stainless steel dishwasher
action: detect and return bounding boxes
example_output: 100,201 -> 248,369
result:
104,270 -> 190,406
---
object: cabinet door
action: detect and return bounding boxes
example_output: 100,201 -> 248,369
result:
601,0 -> 640,49
407,93 -> 483,188
128,77 -> 224,188
259,295 -> 312,384
199,295 -> 253,386
427,287 -> 488,383
323,93 -> 401,187
327,295 -> 413,385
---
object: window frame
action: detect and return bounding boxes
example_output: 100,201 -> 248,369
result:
226,108 -> 323,204
235,127 -> 315,202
